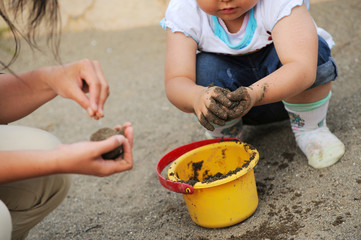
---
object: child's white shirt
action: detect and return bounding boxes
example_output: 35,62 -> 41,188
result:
161,0 -> 334,55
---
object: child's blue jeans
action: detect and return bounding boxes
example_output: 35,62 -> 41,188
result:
196,36 -> 338,125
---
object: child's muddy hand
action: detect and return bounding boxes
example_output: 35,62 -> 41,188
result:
195,100 -> 227,131
211,87 -> 232,108
227,86 -> 249,102
194,86 -> 230,131
204,86 -> 232,120
198,114 -> 214,131
198,109 -> 227,131
226,87 -> 253,119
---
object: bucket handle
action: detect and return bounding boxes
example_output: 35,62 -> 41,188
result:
156,138 -> 239,194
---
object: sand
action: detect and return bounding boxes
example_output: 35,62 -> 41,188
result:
3,0 -> 360,239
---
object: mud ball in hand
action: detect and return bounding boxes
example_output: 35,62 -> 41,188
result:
90,127 -> 124,160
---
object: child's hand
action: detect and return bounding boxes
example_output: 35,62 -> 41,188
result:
194,86 -> 232,131
226,87 -> 254,120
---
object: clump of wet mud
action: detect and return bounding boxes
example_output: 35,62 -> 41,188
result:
173,143 -> 257,186
175,162 -> 243,186
201,167 -> 242,183
90,127 -> 124,160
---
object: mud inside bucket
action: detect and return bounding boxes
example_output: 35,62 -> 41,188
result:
167,140 -> 259,228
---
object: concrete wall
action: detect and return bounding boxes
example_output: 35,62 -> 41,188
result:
57,0 -> 333,32
59,0 -> 169,32
0,0 -> 334,33
0,0 -> 168,34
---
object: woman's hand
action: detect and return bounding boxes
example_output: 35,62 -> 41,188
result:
0,59 -> 109,123
45,59 -> 109,120
55,122 -> 134,176
193,86 -> 232,131
0,123 -> 134,183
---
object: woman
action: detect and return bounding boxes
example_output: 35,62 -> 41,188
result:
0,1 -> 134,239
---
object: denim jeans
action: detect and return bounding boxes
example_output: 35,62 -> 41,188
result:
196,36 -> 338,125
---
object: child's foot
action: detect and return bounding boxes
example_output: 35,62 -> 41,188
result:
294,126 -> 345,168
283,92 -> 345,168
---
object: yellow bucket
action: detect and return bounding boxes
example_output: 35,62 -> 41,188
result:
166,140 -> 259,228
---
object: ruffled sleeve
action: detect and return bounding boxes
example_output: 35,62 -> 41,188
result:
259,0 -> 304,31
259,0 -> 334,48
160,0 -> 202,43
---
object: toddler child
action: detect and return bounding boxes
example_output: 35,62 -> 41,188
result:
160,0 -> 344,169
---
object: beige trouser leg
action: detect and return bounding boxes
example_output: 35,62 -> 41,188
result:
0,125 -> 71,240
0,200 -> 12,240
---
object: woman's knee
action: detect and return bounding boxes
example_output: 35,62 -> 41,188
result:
0,200 -> 12,240
0,125 -> 61,151
55,174 -> 71,202
2,174 -> 71,240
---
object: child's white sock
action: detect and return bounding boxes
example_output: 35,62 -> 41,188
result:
283,92 -> 345,168
205,118 -> 243,139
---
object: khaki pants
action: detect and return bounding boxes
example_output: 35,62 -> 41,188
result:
0,125 -> 71,240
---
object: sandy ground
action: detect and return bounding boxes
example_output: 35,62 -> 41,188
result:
4,0 -> 360,239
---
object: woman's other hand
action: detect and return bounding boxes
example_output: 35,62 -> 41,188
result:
45,59 -> 109,120
55,122 -> 134,176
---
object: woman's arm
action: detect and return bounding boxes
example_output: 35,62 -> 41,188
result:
0,59 -> 109,124
0,123 -> 134,184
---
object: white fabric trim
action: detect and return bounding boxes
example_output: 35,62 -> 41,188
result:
162,0 -> 334,54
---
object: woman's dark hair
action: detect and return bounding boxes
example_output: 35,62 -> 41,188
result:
0,0 -> 60,69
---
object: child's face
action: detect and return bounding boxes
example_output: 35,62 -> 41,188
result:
197,0 -> 258,23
